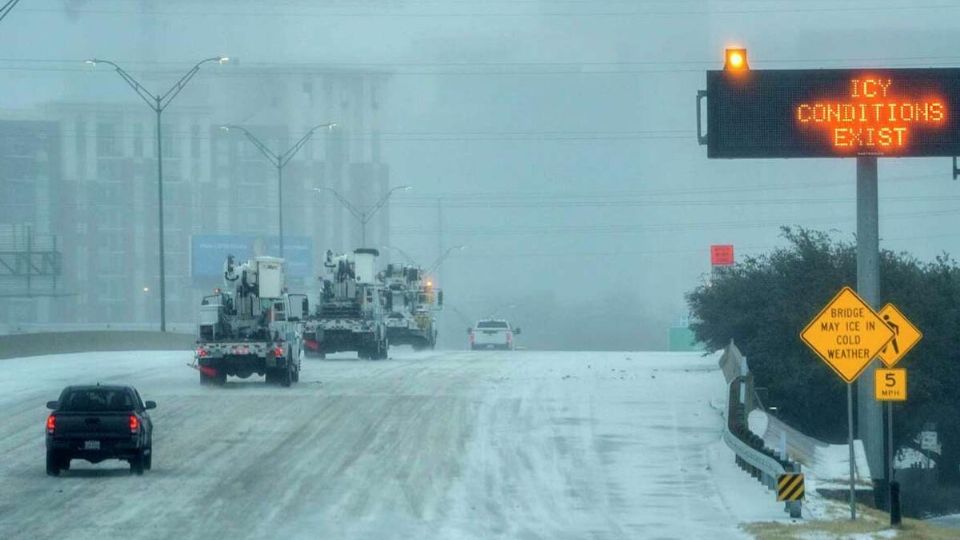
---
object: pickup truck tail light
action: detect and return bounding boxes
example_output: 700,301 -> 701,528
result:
273,346 -> 284,358
46,415 -> 56,435
196,347 -> 209,358
506,332 -> 513,344
469,332 -> 474,345
129,415 -> 140,433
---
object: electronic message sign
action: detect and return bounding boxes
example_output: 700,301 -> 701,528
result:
706,68 -> 960,158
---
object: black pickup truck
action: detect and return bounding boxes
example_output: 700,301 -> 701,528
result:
45,384 -> 156,476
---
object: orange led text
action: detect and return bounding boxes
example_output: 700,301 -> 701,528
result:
795,78 -> 946,152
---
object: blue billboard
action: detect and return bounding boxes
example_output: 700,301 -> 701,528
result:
191,235 -> 313,284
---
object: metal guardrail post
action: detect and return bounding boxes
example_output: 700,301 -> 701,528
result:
784,463 -> 803,519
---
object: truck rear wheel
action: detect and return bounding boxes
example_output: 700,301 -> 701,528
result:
130,451 -> 145,475
280,367 -> 292,387
46,450 -> 61,476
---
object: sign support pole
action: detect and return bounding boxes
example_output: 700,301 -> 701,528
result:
847,382 -> 857,520
856,155 -> 884,508
888,401 -> 895,520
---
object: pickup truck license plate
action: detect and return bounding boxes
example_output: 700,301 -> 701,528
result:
84,440 -> 100,450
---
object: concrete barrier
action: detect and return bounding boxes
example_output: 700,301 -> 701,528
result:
0,331 -> 195,360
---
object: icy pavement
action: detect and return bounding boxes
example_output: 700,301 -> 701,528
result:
0,350 -> 786,539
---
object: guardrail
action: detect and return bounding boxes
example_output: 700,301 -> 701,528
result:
0,323 -> 196,335
719,340 -> 801,517
724,428 -> 786,489
0,331 -> 195,359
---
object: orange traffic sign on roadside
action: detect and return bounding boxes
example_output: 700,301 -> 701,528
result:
877,304 -> 923,368
875,368 -> 907,401
800,287 -> 894,383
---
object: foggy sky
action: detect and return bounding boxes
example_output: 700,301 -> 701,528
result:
3,0 -> 959,348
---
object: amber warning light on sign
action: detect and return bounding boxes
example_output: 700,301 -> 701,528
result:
796,77 -> 946,152
724,48 -> 748,72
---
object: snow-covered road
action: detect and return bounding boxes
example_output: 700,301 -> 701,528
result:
0,350 -> 784,539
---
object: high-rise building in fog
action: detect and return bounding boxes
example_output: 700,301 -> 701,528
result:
0,65 -> 390,329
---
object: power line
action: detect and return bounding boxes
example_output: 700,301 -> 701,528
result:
0,128 -> 694,142
12,54 -> 960,68
432,230 -> 960,260
0,175 -> 946,210
397,173 -> 945,201
7,59 -> 960,77
13,2 -> 960,17
388,207 -> 960,236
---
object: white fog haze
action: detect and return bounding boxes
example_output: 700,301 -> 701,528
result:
2,1 -> 960,347
3,2 -> 960,539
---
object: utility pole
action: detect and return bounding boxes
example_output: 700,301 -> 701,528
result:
436,198 -> 443,284
436,198 -> 444,348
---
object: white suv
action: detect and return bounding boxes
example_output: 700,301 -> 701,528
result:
469,319 -> 520,350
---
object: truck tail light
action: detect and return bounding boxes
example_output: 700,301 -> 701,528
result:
506,332 -> 513,344
196,347 -> 209,358
469,332 -> 475,345
273,346 -> 284,358
129,415 -> 140,433
198,365 -> 218,377
46,415 -> 56,434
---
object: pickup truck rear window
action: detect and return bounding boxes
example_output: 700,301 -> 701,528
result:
477,321 -> 509,329
60,389 -> 136,412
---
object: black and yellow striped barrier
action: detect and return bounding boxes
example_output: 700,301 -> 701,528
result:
777,473 -> 805,501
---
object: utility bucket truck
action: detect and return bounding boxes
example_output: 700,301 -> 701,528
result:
302,249 -> 389,360
381,264 -> 443,351
193,255 -> 305,386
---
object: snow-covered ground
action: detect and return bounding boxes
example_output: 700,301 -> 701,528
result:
928,513 -> 960,529
0,350 -> 786,539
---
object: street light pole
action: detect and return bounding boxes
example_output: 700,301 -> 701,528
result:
220,123 -> 336,257
381,245 -> 418,265
428,245 -> 465,274
87,56 -> 229,332
312,185 -> 411,247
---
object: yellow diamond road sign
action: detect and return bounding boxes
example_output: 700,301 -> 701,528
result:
800,286 -> 894,383
877,304 -> 923,368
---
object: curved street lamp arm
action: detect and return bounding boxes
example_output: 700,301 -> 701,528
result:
314,186 -> 364,221
0,0 -> 23,24
382,245 -> 419,265
428,245 -> 465,273
223,125 -> 280,165
279,123 -> 335,167
90,59 -> 158,109
158,57 -> 225,109
368,185 -> 411,220
447,304 -> 475,329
